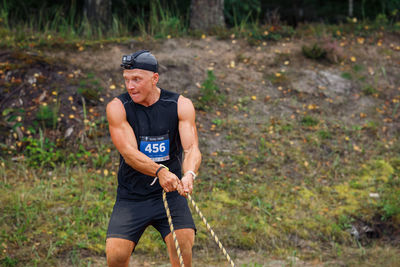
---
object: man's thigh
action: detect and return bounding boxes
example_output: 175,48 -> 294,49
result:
106,199 -> 154,244
152,193 -> 196,240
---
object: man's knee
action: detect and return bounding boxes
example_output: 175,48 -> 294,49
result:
106,238 -> 135,267
176,229 -> 195,255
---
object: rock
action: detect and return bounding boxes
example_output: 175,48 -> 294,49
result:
350,225 -> 360,240
64,127 -> 74,138
369,192 -> 380,198
291,70 -> 353,102
38,91 -> 47,102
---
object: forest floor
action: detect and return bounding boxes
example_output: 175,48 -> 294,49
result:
1,24 -> 400,266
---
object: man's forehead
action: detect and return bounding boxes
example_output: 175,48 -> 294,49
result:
123,69 -> 153,77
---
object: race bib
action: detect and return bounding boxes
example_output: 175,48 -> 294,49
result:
139,134 -> 170,162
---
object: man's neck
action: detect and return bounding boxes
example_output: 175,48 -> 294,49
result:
141,87 -> 161,107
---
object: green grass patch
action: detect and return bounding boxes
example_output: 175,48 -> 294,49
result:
301,115 -> 319,127
196,70 -> 225,111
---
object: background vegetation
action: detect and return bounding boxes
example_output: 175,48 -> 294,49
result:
1,0 -> 400,266
0,0 -> 399,41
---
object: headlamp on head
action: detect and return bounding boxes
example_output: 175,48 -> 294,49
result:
121,50 -> 158,73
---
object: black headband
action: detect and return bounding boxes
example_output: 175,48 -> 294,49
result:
121,50 -> 158,73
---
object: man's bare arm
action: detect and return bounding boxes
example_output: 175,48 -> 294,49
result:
106,98 -> 180,192
178,96 -> 202,194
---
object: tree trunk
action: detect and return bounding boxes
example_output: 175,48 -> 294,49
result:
349,0 -> 353,17
190,0 -> 225,31
84,0 -> 112,30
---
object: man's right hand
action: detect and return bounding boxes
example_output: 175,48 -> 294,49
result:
158,168 -> 181,192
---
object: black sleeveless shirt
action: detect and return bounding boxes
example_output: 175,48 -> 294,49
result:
116,89 -> 183,200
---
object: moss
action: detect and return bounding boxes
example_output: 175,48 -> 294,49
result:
212,188 -> 240,206
331,160 -> 398,221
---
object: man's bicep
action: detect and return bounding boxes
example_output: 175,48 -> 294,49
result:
109,122 -> 138,153
178,97 -> 199,150
107,100 -> 138,155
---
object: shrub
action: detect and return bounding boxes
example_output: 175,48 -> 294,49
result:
77,73 -> 103,104
302,43 -> 327,60
361,85 -> 378,95
35,104 -> 57,129
301,115 -> 319,127
24,136 -> 64,168
197,70 -> 225,111
322,38 -> 344,63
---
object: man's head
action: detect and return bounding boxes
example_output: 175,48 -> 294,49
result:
121,50 -> 158,73
121,50 -> 159,106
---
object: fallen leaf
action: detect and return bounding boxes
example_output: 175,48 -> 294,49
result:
368,67 -> 375,75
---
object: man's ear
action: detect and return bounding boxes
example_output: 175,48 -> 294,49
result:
152,73 -> 159,85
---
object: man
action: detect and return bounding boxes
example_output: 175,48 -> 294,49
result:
105,50 -> 201,267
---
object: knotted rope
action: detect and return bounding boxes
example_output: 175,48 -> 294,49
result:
187,194 -> 236,267
162,190 -> 185,267
162,190 -> 236,267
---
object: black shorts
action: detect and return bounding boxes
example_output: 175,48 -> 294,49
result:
106,192 -> 196,244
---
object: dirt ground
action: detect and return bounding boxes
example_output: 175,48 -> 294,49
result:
1,32 -> 400,266
3,34 -> 399,149
57,249 -> 320,267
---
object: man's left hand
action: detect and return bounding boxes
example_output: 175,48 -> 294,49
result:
179,173 -> 194,196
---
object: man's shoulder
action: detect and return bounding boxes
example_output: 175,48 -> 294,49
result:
160,88 -> 180,102
116,92 -> 131,105
177,95 -> 195,119
106,97 -> 127,124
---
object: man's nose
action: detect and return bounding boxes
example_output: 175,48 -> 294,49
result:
126,80 -> 135,88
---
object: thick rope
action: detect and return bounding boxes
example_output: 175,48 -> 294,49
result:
187,194 -> 236,267
163,190 -> 185,267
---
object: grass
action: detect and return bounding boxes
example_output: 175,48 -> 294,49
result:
0,0 -> 187,49
1,6 -> 400,265
0,162 -> 116,265
2,111 -> 399,265
196,70 -> 226,111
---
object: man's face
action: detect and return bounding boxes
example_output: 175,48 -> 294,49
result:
123,69 -> 158,104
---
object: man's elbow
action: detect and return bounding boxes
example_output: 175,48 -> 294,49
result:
196,148 -> 202,164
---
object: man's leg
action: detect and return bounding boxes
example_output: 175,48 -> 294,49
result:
106,238 -> 135,267
165,228 -> 195,267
